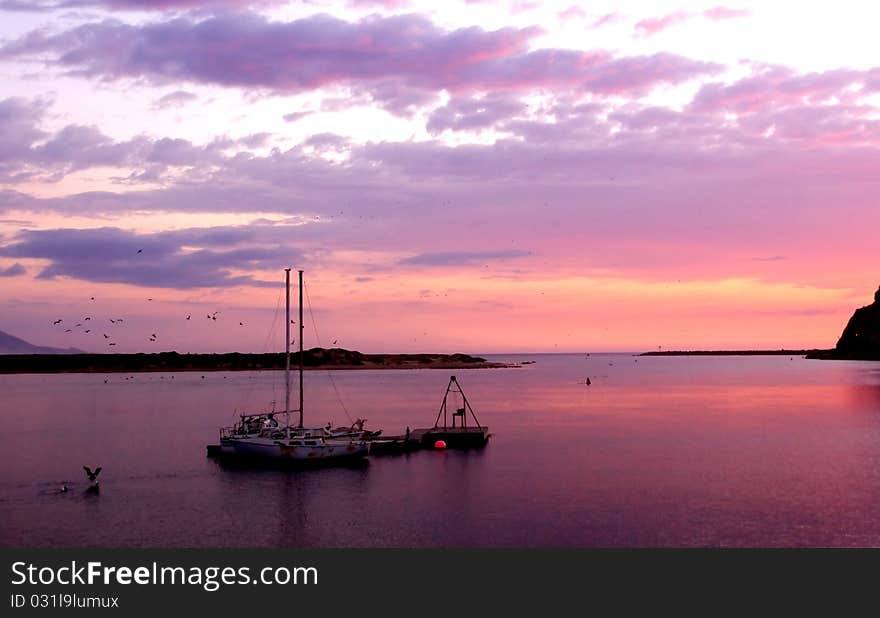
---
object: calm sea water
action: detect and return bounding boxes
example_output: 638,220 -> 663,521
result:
3,354 -> 880,547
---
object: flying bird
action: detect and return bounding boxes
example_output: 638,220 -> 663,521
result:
332,339 -> 338,345
75,323 -> 82,327
84,317 -> 91,321
186,315 -> 191,320
110,319 -> 116,324
147,298 -> 153,301
103,334 -> 109,338
136,249 -> 143,254
65,329 -> 72,333
90,297 -> 95,301
84,329 -> 91,333
239,322 -> 244,326
83,466 -> 101,483
53,319 -> 62,325
109,342 -> 116,346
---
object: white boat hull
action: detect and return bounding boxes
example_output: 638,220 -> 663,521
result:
219,436 -> 368,461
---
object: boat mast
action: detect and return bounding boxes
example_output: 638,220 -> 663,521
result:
298,269 -> 304,428
285,268 -> 291,439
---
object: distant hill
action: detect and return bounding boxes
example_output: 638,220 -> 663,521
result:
0,348 -> 510,373
0,329 -> 85,355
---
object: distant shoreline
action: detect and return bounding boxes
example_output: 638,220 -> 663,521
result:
0,349 -> 517,374
639,349 -> 825,357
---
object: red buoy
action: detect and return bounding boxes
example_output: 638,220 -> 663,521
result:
434,440 -> 447,449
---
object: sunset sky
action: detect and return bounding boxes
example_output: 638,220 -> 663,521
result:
1,0 -> 878,353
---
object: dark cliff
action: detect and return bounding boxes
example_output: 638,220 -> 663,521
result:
808,286 -> 880,360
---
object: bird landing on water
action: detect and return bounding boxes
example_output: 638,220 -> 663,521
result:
83,466 -> 102,493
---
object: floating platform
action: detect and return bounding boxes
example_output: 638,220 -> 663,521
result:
416,426 -> 489,448
206,444 -> 223,457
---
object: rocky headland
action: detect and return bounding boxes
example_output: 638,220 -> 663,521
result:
807,286 -> 880,360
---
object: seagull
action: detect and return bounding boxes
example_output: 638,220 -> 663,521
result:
53,319 -> 63,325
83,466 -> 101,485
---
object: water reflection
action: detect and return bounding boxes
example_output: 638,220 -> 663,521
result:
4,356 -> 880,546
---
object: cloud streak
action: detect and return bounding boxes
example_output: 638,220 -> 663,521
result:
0,12 -> 721,111
636,6 -> 750,37
0,226 -> 298,288
398,249 -> 530,266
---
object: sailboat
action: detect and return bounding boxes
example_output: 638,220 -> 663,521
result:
218,269 -> 370,462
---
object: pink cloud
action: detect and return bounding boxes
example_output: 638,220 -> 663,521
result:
703,6 -> 750,20
590,12 -> 621,29
636,7 -> 749,37
557,5 -> 586,21
634,11 -> 689,37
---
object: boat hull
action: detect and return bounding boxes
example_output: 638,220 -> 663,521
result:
219,437 -> 368,461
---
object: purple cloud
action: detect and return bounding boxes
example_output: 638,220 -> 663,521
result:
152,90 -> 197,109
689,65 -> 876,114
0,97 -> 264,182
0,226 -> 297,288
0,0 -> 282,11
0,98 -> 50,180
427,93 -> 526,133
282,111 -> 313,123
0,13 -> 720,110
0,262 -> 25,276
